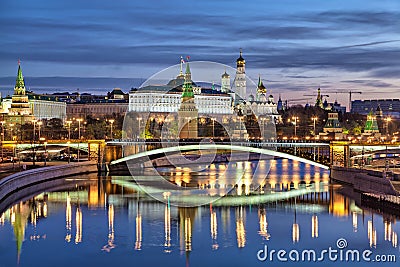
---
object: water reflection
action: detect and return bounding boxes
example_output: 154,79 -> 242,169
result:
235,206 -> 246,248
0,159 -> 399,267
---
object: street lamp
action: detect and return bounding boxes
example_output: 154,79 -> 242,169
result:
211,118 -> 215,138
311,117 -> 318,137
0,121 -> 4,162
292,116 -> 299,138
136,117 -> 142,139
37,121 -> 43,140
66,120 -> 72,163
385,117 -> 392,136
76,118 -> 83,162
40,137 -> 47,166
109,119 -> 115,139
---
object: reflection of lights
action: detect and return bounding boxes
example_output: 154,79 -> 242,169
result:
11,209 -> 15,225
236,207 -> 246,248
392,232 -> 398,248
311,215 -> 318,238
352,212 -> 357,232
210,210 -> 218,249
102,204 -> 115,252
384,220 -> 391,241
108,204 -> 115,247
43,202 -> 47,218
75,207 -> 82,244
0,213 -> 4,225
65,195 -> 72,242
30,210 -> 37,227
37,203 -> 42,217
185,217 -> 192,252
135,213 -> 142,250
292,223 -> 299,243
164,203 -> 171,252
367,220 -> 376,248
258,209 -> 270,240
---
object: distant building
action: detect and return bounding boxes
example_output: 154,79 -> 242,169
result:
1,62 -> 66,123
234,49 -> 246,102
246,76 -> 280,122
319,112 -> 344,140
351,99 -> 400,118
66,102 -> 128,118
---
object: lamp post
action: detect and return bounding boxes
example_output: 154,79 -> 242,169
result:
0,121 -> 4,162
109,119 -> 115,139
66,120 -> 72,163
292,116 -> 299,138
37,121 -> 42,140
211,118 -> 215,138
385,117 -> 392,136
76,118 -> 83,162
136,117 -> 142,139
312,117 -> 318,136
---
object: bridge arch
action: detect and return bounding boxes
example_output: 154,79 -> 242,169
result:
111,144 -> 329,169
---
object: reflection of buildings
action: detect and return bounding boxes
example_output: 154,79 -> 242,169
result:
329,187 -> 350,217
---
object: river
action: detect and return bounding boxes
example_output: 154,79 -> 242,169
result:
0,158 -> 399,267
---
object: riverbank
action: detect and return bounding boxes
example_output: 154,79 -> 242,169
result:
330,166 -> 400,195
0,161 -> 98,206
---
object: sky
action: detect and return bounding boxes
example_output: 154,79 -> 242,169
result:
0,0 -> 399,108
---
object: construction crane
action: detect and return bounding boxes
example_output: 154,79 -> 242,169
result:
285,98 -> 312,107
326,90 -> 362,111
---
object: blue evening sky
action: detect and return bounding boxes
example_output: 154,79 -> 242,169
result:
0,0 -> 399,105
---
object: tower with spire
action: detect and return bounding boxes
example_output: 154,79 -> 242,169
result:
178,60 -> 198,139
256,75 -> 267,102
7,61 -> 33,123
234,49 -> 246,102
315,88 -> 323,108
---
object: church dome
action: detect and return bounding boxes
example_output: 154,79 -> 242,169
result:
259,94 -> 267,103
248,94 -> 255,102
221,71 -> 230,78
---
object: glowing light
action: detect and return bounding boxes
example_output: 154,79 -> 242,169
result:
135,213 -> 142,250
384,220 -> 392,241
236,208 -> 246,248
43,202 -> 47,218
367,220 -> 376,248
292,223 -> 300,243
258,209 -> 270,240
352,212 -> 358,232
75,207 -> 82,244
164,203 -> 171,252
312,215 -> 318,238
185,217 -> 192,251
65,195 -> 72,242
210,210 -> 218,250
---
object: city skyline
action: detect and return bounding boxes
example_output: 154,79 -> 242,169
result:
0,0 -> 399,105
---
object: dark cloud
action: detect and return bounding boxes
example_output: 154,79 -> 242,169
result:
341,79 -> 393,88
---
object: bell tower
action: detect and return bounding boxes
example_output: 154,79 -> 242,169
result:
234,49 -> 246,102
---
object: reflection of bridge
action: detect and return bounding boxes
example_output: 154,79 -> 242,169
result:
110,143 -> 330,169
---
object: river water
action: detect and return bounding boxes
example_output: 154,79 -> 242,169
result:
0,159 -> 399,267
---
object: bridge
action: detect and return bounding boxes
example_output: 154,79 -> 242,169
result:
110,143 -> 330,169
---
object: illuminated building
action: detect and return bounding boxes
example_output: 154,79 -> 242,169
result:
234,49 -> 247,102
1,62 -> 66,122
246,75 -> 280,121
